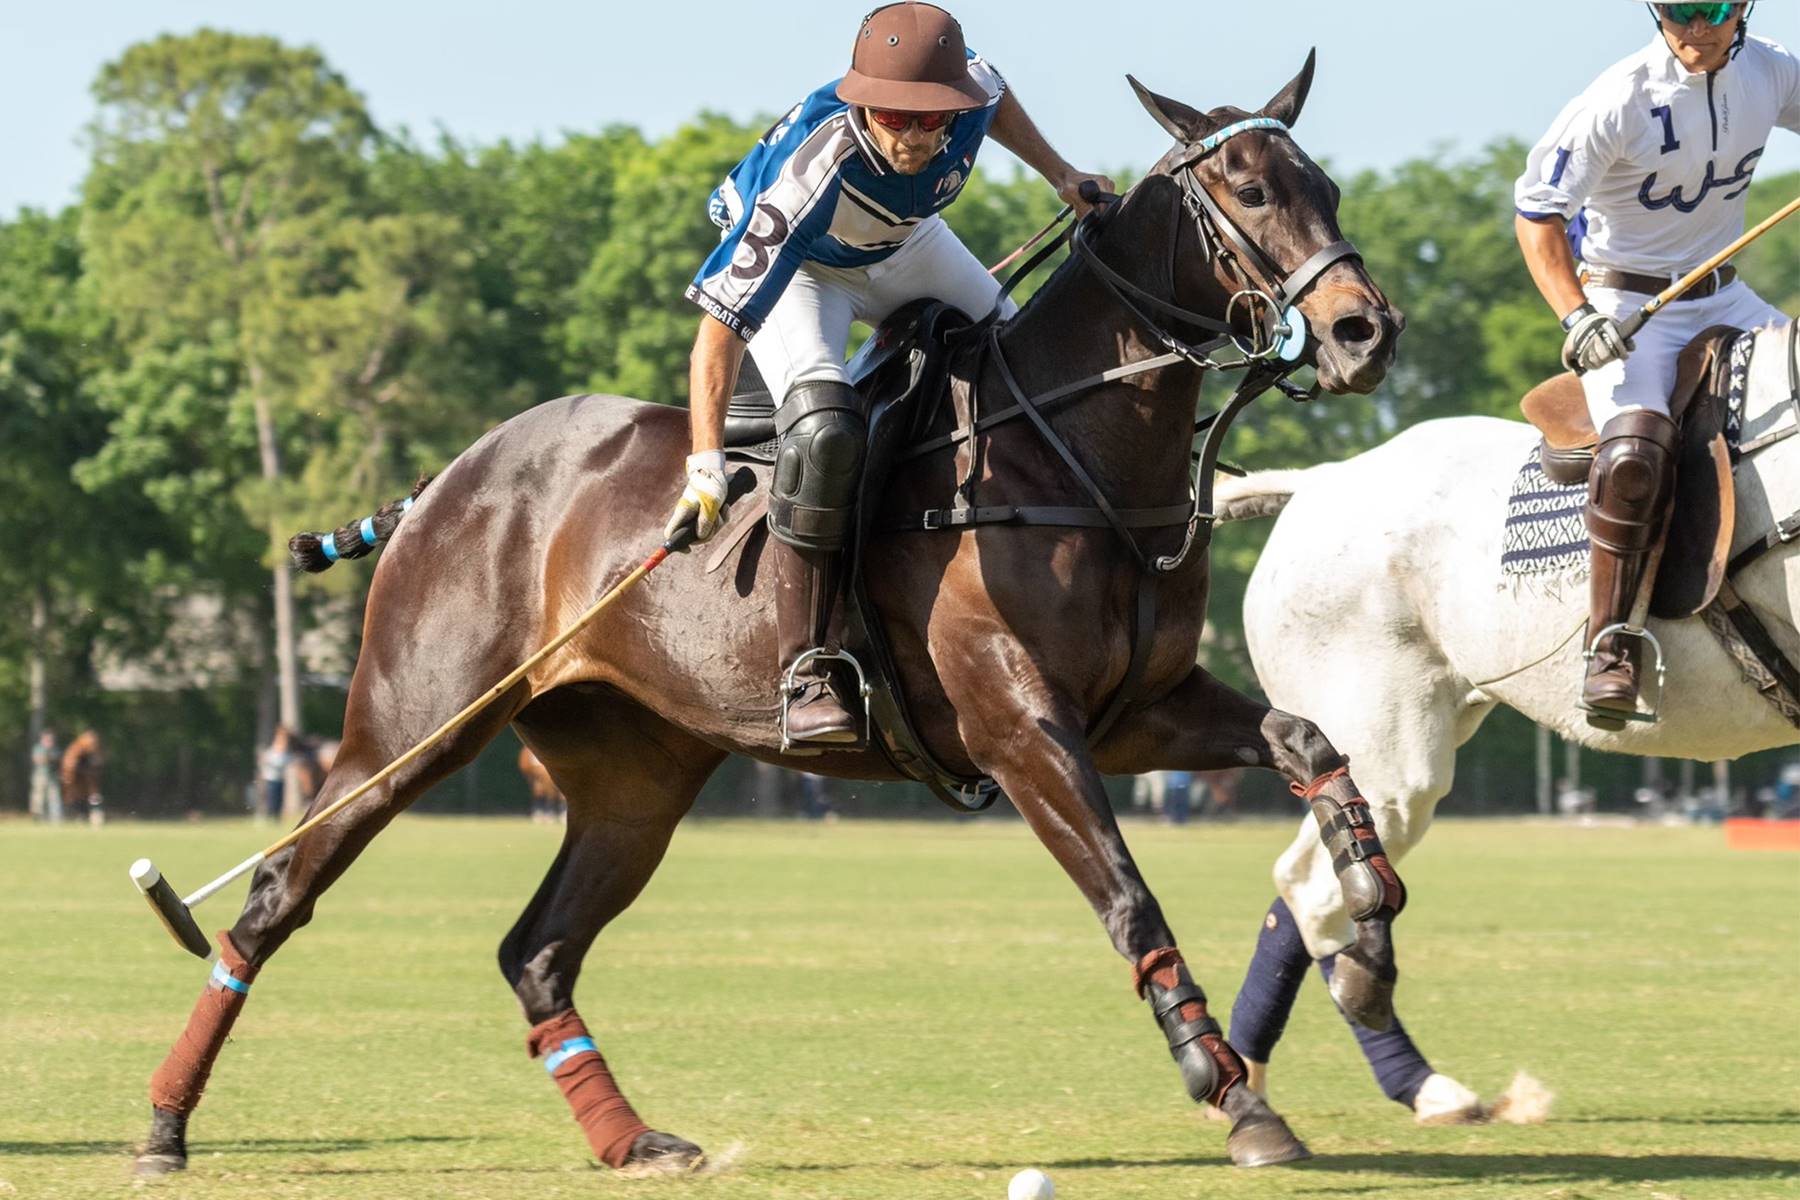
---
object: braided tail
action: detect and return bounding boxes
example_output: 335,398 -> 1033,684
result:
288,475 -> 434,574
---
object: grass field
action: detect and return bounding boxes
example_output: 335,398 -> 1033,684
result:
3,815 -> 1797,1200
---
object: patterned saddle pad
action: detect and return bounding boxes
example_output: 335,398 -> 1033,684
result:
1499,332 -> 1753,581
1500,461 -> 1588,579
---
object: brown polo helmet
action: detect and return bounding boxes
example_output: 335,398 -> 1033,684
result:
836,3 -> 991,113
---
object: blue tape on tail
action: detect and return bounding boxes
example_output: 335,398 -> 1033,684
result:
210,960 -> 251,995
359,517 -> 378,546
401,496 -> 414,513
320,536 -> 341,563
543,1037 -> 598,1073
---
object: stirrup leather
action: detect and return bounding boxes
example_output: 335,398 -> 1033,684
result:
1579,622 -> 1667,726
779,646 -> 874,753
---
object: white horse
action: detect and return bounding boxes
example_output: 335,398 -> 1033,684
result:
1216,320 -> 1799,1120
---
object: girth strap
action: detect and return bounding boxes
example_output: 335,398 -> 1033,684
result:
897,501 -> 1195,533
1714,580 -> 1800,720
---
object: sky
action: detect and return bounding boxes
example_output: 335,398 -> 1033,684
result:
2,1 -> 1797,216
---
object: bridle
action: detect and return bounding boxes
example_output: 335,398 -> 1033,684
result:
1072,116 -> 1364,370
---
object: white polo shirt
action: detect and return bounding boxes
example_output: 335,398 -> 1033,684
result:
1515,33 -> 1800,278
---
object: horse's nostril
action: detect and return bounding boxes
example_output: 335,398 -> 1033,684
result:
1333,313 -> 1377,347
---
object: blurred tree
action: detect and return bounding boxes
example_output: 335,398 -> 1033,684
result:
562,112 -> 761,405
80,30 -> 379,739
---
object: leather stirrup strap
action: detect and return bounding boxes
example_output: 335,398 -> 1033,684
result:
1089,573 -> 1157,744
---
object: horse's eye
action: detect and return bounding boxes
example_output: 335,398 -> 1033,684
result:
1236,185 -> 1267,208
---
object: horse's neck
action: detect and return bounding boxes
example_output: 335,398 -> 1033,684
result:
989,184 -> 1206,507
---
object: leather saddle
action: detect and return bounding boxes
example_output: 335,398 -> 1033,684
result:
1520,324 -> 1741,619
723,299 -> 974,454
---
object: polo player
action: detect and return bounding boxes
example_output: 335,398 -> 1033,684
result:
664,1 -> 1114,746
1514,1 -> 1798,724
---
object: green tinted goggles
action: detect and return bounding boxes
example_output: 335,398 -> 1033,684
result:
1661,3 -> 1739,26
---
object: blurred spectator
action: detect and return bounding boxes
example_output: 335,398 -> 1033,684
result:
258,725 -> 294,822
1773,763 -> 1800,820
801,773 -> 835,821
30,729 -> 63,825
1163,770 -> 1194,825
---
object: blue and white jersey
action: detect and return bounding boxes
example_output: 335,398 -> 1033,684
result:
1515,34 -> 1800,276
685,52 -> 1005,341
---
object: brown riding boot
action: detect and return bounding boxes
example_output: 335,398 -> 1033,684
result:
1581,409 -> 1677,725
772,539 -> 859,747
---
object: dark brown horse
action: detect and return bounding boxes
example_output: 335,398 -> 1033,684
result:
137,58 -> 1404,1177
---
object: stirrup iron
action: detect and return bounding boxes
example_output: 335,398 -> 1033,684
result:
780,646 -> 874,753
1579,622 -> 1667,726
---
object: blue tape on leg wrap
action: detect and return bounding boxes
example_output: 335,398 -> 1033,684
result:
320,536 -> 341,563
210,960 -> 251,994
543,1037 -> 598,1073
359,517 -> 378,546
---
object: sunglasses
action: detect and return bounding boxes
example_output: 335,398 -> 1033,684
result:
867,108 -> 954,133
1660,3 -> 1739,26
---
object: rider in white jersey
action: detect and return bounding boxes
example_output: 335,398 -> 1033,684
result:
1513,1 -> 1799,723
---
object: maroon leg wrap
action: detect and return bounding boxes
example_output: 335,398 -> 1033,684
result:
148,931 -> 260,1114
527,1010 -> 652,1169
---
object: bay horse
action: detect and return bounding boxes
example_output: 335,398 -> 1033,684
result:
1214,320 -> 1799,1120
135,56 -> 1403,1177
60,729 -> 104,826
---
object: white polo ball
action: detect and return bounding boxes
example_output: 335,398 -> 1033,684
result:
1008,1168 -> 1055,1200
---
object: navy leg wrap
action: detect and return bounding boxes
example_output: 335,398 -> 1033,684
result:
1228,898 -> 1310,1064
1318,955 -> 1433,1107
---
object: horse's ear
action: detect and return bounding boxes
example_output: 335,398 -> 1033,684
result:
1127,74 -> 1219,143
1261,48 -> 1317,127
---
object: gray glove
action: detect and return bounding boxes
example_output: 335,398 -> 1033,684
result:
1560,304 -> 1634,374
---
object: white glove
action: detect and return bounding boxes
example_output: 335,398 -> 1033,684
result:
1561,305 -> 1634,374
664,450 -> 731,544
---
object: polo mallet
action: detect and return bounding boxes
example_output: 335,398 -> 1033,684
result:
1617,192 -> 1800,341
131,468 -> 757,958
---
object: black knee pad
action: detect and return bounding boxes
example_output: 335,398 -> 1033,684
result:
768,380 -> 866,552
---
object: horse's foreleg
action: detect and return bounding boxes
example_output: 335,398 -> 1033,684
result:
1095,666 -> 1407,1032
501,699 -> 722,1176
964,694 -> 1310,1168
134,700 -> 518,1177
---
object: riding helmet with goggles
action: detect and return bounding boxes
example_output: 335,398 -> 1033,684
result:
836,3 -> 991,114
1635,1 -> 1757,58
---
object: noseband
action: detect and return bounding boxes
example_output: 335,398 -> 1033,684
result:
1073,116 -> 1363,368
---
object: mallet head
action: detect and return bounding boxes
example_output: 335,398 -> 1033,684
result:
130,859 -> 212,959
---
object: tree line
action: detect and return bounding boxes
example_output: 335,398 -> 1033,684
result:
3,29 -> 1795,815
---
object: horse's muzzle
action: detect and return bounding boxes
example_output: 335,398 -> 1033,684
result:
1316,302 -> 1403,395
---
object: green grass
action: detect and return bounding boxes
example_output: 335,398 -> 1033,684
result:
3,816 -> 1797,1199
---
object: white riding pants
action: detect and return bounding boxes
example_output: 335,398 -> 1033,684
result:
746,214 -> 1018,404
1580,278 -> 1787,429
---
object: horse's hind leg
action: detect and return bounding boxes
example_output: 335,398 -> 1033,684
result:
134,682 -> 524,1177
501,692 -> 723,1175
1095,666 -> 1408,1033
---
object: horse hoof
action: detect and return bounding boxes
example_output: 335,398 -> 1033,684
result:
132,1151 -> 187,1179
1220,1084 -> 1312,1168
1413,1073 -> 1486,1125
134,1107 -> 188,1179
1329,948 -> 1395,1032
617,1131 -> 705,1177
